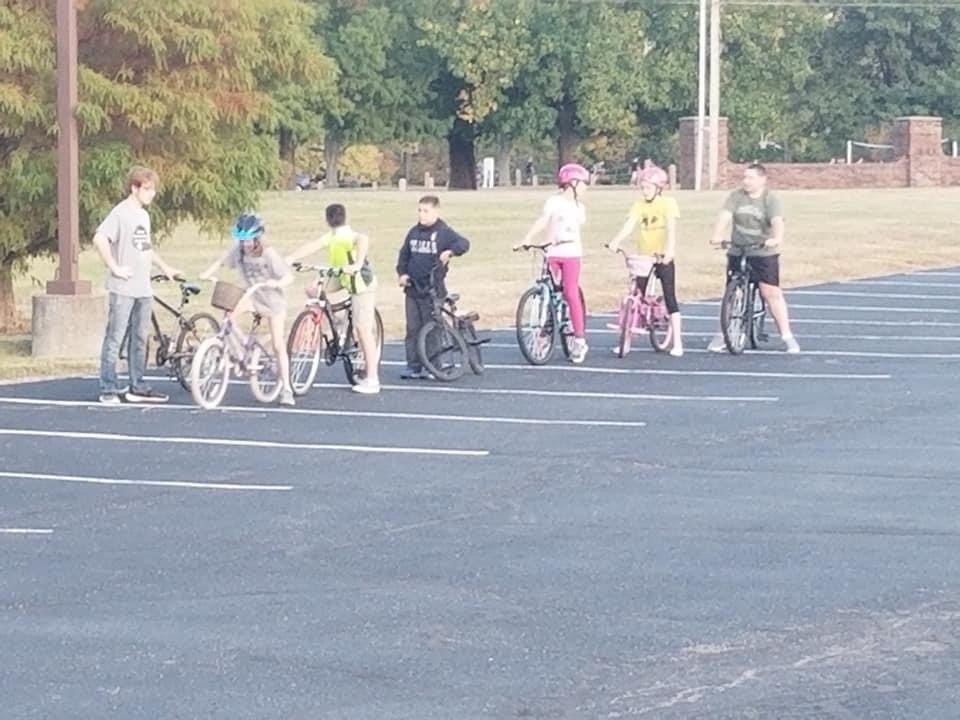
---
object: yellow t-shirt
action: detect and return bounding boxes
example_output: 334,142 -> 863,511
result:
628,195 -> 679,255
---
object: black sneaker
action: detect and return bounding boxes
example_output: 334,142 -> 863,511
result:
400,368 -> 429,380
125,386 -> 169,403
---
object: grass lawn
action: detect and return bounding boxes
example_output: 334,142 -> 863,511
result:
3,185 -> 960,379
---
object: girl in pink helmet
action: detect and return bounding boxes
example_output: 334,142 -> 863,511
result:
607,164 -> 684,357
514,162 -> 591,363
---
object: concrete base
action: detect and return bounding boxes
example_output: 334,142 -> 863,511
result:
32,292 -> 107,358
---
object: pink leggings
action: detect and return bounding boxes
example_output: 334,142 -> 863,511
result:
548,257 -> 585,338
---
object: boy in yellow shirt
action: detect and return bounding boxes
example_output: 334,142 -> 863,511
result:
607,164 -> 683,357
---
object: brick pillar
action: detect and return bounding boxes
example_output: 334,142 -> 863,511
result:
893,116 -> 943,187
679,116 -> 729,189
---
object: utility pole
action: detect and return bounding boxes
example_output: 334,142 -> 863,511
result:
695,0 -> 707,191
708,0 -> 721,190
48,0 -> 89,295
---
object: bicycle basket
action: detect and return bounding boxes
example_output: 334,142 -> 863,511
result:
210,281 -> 246,311
626,254 -> 654,278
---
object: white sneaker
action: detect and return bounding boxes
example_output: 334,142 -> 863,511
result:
707,334 -> 726,353
669,346 -> 684,358
570,339 -> 588,364
784,336 -> 801,354
279,389 -> 295,406
352,378 -> 381,395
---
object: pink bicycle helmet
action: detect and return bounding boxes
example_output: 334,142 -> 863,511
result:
557,163 -> 590,187
638,164 -> 668,190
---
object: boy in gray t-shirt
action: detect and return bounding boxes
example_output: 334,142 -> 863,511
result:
93,166 -> 181,404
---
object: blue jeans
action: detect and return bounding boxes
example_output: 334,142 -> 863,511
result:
99,293 -> 152,394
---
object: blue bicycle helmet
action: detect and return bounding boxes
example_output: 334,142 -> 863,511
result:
232,212 -> 265,242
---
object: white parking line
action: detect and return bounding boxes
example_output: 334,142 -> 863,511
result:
676,315 -> 960,327
0,428 -> 489,457
913,271 -> 960,277
0,397 -> 647,429
312,383 -> 778,403
0,470 -> 292,492
788,289 -> 960,300
0,527 -> 54,535
848,280 -> 960,288
425,363 -> 890,380
679,301 -> 960,314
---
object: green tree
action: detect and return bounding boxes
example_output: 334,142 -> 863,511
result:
315,0 -> 440,187
0,0 -> 334,329
414,0 -> 536,189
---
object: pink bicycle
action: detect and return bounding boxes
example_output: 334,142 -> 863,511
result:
606,247 -> 673,357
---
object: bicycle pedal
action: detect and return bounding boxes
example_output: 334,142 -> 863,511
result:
757,332 -> 770,342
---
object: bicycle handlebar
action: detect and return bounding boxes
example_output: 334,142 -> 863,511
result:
291,262 -> 337,277
151,273 -> 188,283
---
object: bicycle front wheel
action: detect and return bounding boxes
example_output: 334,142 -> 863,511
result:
174,312 -> 220,391
417,318 -> 467,381
190,337 -> 230,409
288,309 -> 324,396
720,278 -> 749,355
615,296 -> 636,358
516,286 -> 555,365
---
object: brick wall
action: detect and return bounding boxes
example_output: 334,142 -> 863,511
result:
679,115 -> 958,190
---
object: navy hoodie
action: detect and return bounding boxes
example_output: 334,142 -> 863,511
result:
396,219 -> 470,297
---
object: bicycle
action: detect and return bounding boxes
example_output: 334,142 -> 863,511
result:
605,248 -> 672,357
410,265 -> 487,381
189,280 -> 284,409
286,263 -> 384,396
513,243 -> 586,365
715,241 -> 769,354
118,274 -> 220,391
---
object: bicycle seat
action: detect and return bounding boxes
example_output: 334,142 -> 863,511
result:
183,283 -> 202,296
446,293 -> 460,304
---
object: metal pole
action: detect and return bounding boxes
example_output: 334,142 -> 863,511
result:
708,0 -> 721,189
695,0 -> 707,191
846,140 -> 852,165
48,0 -> 89,295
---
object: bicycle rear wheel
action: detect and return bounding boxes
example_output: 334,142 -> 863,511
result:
343,309 -> 384,386
720,278 -> 749,355
515,286 -> 555,365
417,318 -> 467,381
749,286 -> 767,349
648,304 -> 672,353
288,309 -> 324,396
460,317 -> 484,375
559,287 -> 586,360
174,312 -> 220,391
248,344 -> 282,403
190,337 -> 230,409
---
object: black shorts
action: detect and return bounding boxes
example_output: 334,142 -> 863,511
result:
727,254 -> 780,287
638,260 -> 680,314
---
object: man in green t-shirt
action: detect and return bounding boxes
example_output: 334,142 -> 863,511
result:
707,163 -> 799,353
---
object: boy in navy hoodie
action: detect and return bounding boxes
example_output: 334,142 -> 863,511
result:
396,195 -> 471,379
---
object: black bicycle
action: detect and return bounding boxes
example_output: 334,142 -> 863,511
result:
287,263 -> 384,395
717,242 -> 769,354
119,275 -> 220,390
413,265 -> 487,381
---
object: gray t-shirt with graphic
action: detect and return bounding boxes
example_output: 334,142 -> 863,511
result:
98,200 -> 154,298
723,189 -> 783,258
224,245 -> 290,314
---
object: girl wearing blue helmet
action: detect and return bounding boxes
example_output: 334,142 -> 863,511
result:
199,213 -> 296,405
